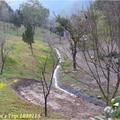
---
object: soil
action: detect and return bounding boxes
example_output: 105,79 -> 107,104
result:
11,78 -> 103,120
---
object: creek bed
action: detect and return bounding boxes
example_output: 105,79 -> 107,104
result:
60,84 -> 106,107
54,48 -> 106,108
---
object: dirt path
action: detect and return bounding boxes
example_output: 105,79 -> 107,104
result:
11,78 -> 103,120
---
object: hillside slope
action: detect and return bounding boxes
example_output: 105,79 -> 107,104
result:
0,34 -> 65,120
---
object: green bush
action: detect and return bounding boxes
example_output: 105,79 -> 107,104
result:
104,96 -> 120,118
111,96 -> 120,117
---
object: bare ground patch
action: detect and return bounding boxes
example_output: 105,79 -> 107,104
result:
11,78 -> 103,120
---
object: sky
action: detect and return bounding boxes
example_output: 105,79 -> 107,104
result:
5,0 -> 91,17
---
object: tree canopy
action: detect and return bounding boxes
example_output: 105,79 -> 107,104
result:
20,0 -> 49,28
12,9 -> 23,28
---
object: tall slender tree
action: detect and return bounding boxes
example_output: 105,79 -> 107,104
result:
22,23 -> 34,55
35,46 -> 58,117
0,32 -> 11,75
56,15 -> 85,70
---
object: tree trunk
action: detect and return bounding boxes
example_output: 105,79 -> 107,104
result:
0,45 -> 5,75
106,64 -> 110,105
73,52 -> 77,71
0,60 -> 5,75
72,41 -> 77,71
44,96 -> 48,117
30,44 -> 33,55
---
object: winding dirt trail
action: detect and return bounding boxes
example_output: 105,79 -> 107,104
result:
11,78 -> 103,120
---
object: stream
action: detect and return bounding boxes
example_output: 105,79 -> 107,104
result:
53,48 -> 106,107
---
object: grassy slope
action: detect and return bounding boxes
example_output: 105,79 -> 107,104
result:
0,23 -> 66,120
1,35 -> 50,79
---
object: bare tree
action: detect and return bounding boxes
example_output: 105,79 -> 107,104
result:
35,46 -> 58,117
95,1 -> 120,52
56,14 -> 85,71
0,32 -> 10,75
82,5 -> 120,105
